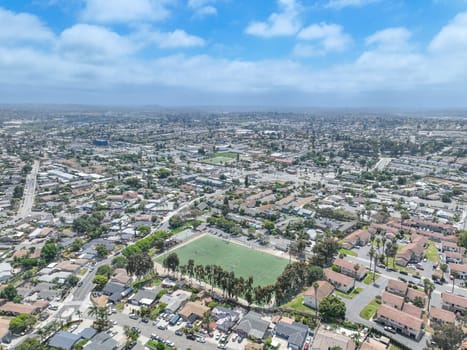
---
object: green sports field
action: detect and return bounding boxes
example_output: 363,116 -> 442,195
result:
155,235 -> 288,286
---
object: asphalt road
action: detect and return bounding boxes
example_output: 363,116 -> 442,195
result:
17,160 -> 40,219
110,313 -> 235,350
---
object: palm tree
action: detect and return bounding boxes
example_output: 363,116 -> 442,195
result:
373,253 -> 378,283
202,312 -> 214,332
87,305 -> 109,331
353,264 -> 360,280
451,270 -> 458,293
440,263 -> 448,281
75,309 -> 82,320
313,281 -> 319,318
369,246 -> 375,274
423,278 -> 435,312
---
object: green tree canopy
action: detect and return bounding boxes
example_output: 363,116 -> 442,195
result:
40,242 -> 59,263
319,295 -> 346,322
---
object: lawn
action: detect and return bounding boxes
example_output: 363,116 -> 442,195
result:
339,248 -> 358,257
155,235 -> 289,286
171,219 -> 203,234
204,152 -> 238,165
363,272 -> 380,285
282,295 -> 315,314
425,241 -> 440,263
335,287 -> 363,299
359,299 -> 380,320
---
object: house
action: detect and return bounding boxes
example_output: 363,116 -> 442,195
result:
441,292 -> 467,314
275,321 -> 308,350
324,268 -> 355,293
0,318 -> 11,344
82,331 -> 118,350
449,263 -> 467,279
129,288 -> 159,307
110,268 -> 132,285
402,303 -> 423,319
178,301 -> 210,323
303,281 -> 334,309
374,304 -> 424,340
445,251 -> 464,264
406,288 -> 427,305
333,258 -> 366,280
442,241 -> 463,253
395,242 -> 424,266
102,282 -> 132,304
381,291 -> 404,310
430,307 -> 456,325
311,328 -> 356,350
0,263 -> 13,282
235,311 -> 269,340
48,331 -> 82,350
159,290 -> 191,314
211,306 -> 240,332
0,301 -> 47,316
342,229 -> 370,249
386,280 -> 408,297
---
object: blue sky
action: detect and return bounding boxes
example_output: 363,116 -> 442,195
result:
0,0 -> 467,107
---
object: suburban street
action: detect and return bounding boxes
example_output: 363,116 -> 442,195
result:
17,159 -> 40,219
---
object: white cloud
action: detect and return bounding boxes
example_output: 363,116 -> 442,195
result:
0,7 -> 54,43
132,27 -> 205,48
429,11 -> 467,54
296,23 -> 352,55
365,27 -> 412,52
59,24 -> 135,61
325,0 -> 380,10
81,0 -> 171,23
245,0 -> 301,38
188,0 -> 218,17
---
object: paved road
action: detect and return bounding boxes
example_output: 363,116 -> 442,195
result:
73,257 -> 113,301
373,157 -> 392,171
110,313 -> 240,350
17,160 -> 40,219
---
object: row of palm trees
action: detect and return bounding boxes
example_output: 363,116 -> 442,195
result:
163,253 -> 322,307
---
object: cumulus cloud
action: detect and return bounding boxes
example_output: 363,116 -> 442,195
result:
134,28 -> 205,48
188,0 -> 217,17
0,7 -> 54,43
81,0 -> 171,23
245,0 -> 301,37
295,23 -> 352,56
325,0 -> 380,10
429,11 -> 467,54
0,6 -> 467,106
365,27 -> 412,52
59,24 -> 136,62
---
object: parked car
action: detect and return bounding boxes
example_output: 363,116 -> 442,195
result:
129,314 -> 138,320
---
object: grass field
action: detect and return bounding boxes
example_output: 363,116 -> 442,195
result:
156,235 -> 288,286
360,299 -> 380,320
282,295 -> 315,313
335,287 -> 363,299
204,152 -> 238,165
363,272 -> 380,285
339,248 -> 358,257
425,241 -> 440,263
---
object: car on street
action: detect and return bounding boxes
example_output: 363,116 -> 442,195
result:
129,314 -> 138,320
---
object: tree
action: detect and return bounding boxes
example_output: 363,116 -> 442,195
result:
163,253 -> 180,274
431,323 -> 464,350
9,314 -> 36,334
244,175 -> 249,188
423,278 -> 435,311
313,282 -> 319,318
319,295 -> 346,323
439,263 -> 448,280
126,252 -> 154,279
87,305 -> 109,331
458,230 -> 467,249
112,256 -> 128,269
0,284 -> 18,301
70,238 -> 83,252
353,264 -> 360,279
15,338 -> 48,350
65,274 -> 80,287
368,246 -> 375,273
96,264 -> 113,278
450,270 -> 458,293
93,275 -> 108,290
95,244 -> 108,258
413,296 -> 425,308
168,215 -> 183,229
40,242 -> 59,263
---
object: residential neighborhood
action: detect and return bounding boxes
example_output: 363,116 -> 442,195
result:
0,107 -> 465,350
